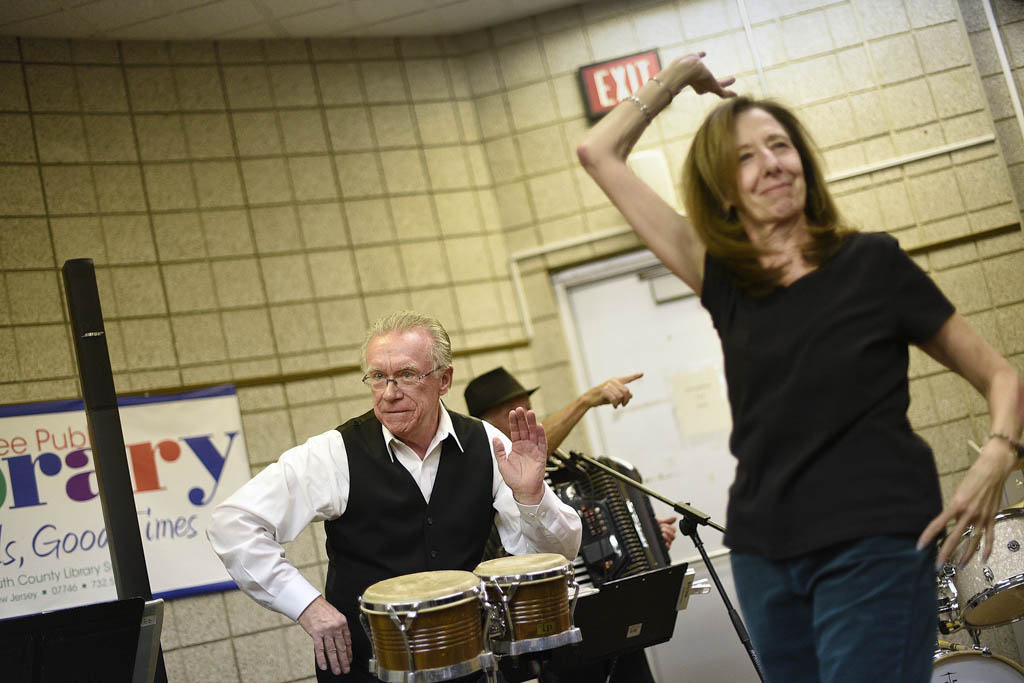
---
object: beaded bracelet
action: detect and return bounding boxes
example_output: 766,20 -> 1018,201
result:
988,432 -> 1024,458
626,95 -> 652,122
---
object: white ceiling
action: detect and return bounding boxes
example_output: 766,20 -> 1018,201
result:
0,0 -> 589,41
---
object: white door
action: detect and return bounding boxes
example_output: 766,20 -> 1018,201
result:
553,249 -> 760,683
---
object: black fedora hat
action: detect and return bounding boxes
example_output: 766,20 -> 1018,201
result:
464,367 -> 538,418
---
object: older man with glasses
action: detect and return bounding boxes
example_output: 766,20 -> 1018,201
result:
209,311 -> 582,683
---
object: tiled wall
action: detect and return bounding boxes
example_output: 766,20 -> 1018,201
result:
2,0 -> 1024,680
961,0 -> 1024,208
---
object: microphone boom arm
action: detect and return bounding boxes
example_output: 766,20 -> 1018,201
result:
555,448 -> 725,534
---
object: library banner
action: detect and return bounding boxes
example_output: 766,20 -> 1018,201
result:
0,385 -> 249,619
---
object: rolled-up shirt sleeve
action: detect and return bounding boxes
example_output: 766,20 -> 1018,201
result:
207,430 -> 349,621
484,422 -> 582,560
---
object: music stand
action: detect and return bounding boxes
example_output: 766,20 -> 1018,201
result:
0,597 -> 164,683
498,564 -> 693,682
549,563 -> 691,666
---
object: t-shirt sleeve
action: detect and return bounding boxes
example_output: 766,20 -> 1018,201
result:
884,236 -> 955,343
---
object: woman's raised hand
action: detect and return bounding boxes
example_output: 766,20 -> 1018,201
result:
671,52 -> 736,98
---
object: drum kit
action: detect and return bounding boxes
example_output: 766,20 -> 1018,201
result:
932,503 -> 1024,682
358,553 -> 582,683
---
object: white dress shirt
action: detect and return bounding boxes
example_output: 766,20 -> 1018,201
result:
208,405 -> 582,621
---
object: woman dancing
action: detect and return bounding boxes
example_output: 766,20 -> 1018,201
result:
577,52 -> 1023,682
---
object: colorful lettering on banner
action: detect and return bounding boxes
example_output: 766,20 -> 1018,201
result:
0,386 -> 250,619
0,434 -> 238,508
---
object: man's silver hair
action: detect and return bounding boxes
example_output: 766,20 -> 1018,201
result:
361,310 -> 452,372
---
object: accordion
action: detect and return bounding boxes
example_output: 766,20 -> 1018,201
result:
552,453 -> 671,587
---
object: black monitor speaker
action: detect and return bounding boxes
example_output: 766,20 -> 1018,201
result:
0,597 -> 164,683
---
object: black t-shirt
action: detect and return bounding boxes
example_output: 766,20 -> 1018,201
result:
700,231 -> 955,559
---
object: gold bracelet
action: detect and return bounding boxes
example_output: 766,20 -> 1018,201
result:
625,95 -> 652,122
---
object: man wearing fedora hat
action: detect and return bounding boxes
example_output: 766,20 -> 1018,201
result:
465,367 -> 647,455
464,367 -> 677,550
465,367 -> 676,682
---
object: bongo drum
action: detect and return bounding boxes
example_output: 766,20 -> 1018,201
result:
359,570 -> 495,683
473,553 -> 582,655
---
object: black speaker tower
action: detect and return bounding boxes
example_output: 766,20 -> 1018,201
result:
61,258 -> 167,682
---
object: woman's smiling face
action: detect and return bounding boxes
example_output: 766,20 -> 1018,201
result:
733,107 -> 807,232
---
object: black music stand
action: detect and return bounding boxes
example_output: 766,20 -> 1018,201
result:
0,597 -> 164,683
551,563 -> 690,665
499,563 -> 691,682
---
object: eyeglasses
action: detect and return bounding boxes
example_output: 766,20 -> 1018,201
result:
362,366 -> 444,390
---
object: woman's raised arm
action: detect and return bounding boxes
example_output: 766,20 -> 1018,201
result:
576,53 -> 735,294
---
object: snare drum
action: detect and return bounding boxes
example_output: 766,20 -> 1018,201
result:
359,570 -> 494,683
947,508 -> 1024,628
931,649 -> 1024,682
473,553 -> 581,655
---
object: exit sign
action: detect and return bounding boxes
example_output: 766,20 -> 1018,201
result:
578,50 -> 662,120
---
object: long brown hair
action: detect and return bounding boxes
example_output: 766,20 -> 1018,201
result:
682,97 -> 851,296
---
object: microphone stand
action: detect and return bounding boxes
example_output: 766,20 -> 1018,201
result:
555,449 -> 764,683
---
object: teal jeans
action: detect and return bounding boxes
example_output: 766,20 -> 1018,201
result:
731,535 -> 937,683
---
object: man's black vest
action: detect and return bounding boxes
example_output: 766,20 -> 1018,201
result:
323,408 -> 495,675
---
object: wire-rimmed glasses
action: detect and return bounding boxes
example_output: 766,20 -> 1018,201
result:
361,366 -> 444,390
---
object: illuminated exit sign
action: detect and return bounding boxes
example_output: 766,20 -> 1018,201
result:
578,50 -> 662,120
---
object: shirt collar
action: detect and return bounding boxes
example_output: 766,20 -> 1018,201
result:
380,402 -> 465,462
